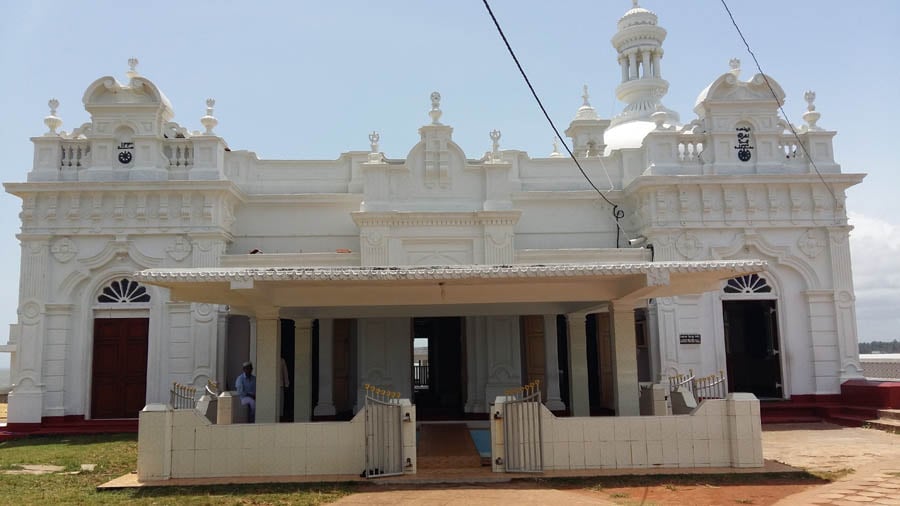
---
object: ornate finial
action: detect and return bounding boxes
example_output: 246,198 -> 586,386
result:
632,0 -> 639,7
200,98 -> 218,134
126,57 -> 140,80
44,98 -> 62,135
582,84 -> 591,107
802,90 -> 821,130
804,90 -> 816,111
367,131 -> 383,162
489,129 -> 501,161
729,57 -> 741,76
428,91 -> 443,125
550,138 -> 564,158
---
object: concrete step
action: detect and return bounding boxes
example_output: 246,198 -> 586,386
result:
876,408 -> 900,421
866,417 -> 900,434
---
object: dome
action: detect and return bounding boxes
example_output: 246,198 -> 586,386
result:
617,1 -> 658,31
602,120 -> 658,155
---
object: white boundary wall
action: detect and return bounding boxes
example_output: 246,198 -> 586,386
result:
137,403 -> 417,481
492,393 -> 762,471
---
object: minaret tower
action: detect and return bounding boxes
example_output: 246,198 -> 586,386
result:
610,1 -> 678,126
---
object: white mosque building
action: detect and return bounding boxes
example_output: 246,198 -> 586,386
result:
2,1 -> 863,430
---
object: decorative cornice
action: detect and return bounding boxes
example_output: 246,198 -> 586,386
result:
351,210 -> 522,228
135,260 -> 766,284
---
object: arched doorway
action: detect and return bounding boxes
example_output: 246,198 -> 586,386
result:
91,278 -> 151,419
722,274 -> 783,399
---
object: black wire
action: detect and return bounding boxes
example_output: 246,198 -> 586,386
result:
481,0 -> 626,248
719,0 -> 838,203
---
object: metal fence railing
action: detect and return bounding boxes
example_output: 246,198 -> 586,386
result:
170,382 -> 197,410
501,380 -> 543,473
363,384 -> 404,478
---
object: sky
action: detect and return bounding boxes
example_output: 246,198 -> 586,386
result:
0,0 -> 898,372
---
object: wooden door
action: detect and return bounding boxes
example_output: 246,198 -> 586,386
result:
91,318 -> 149,419
521,315 -> 546,398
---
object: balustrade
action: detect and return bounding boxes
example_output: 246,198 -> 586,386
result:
165,140 -> 194,168
59,141 -> 90,169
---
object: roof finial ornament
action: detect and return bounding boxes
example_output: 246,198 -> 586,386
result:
367,131 -> 383,162
126,57 -> 140,80
550,138 -> 564,158
632,0 -> 639,8
802,90 -> 821,130
44,98 -> 62,136
582,84 -> 591,107
429,91 -> 442,125
200,98 -> 218,135
489,129 -> 501,162
729,57 -> 741,76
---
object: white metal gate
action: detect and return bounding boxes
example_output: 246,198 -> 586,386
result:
363,384 -> 404,478
502,381 -> 543,473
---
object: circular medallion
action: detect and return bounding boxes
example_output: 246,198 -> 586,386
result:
118,151 -> 133,164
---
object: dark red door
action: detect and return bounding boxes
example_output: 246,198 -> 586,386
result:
91,318 -> 149,419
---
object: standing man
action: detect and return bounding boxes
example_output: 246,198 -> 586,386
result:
236,361 -> 256,423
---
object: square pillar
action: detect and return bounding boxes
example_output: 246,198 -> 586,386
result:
294,318 -> 313,422
542,315 -> 565,411
254,313 -> 281,424
314,318 -> 336,416
566,312 -> 589,417
610,302 -> 640,416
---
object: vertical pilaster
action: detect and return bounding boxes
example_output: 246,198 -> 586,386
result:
314,318 -> 336,416
611,302 -> 640,416
293,318 -> 313,422
641,49 -> 651,78
542,315 -> 565,411
254,312 -> 281,424
566,312 -> 589,417
828,226 -> 863,380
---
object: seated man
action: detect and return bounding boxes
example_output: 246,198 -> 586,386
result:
235,361 -> 256,422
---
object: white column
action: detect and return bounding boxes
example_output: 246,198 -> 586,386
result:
611,302 -> 640,416
651,51 -> 661,77
628,51 -> 638,80
254,312 -> 280,424
620,57 -> 629,82
248,317 -> 258,367
313,318 -> 336,416
543,315 -> 565,411
566,312 -> 589,417
294,318 -> 313,422
641,49 -> 651,78
215,309 -> 229,391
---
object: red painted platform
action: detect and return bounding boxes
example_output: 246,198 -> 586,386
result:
760,380 -> 900,426
0,415 -> 137,442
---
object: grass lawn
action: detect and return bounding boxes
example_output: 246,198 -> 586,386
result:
0,433 -> 352,505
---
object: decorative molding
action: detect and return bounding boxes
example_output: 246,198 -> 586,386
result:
135,259 -> 766,283
711,230 -> 820,290
674,232 -> 703,260
50,237 -> 78,263
351,210 -> 521,228
166,236 -> 193,262
797,229 -> 825,259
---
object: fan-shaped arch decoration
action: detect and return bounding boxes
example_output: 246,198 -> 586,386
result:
97,278 -> 151,303
723,274 -> 771,294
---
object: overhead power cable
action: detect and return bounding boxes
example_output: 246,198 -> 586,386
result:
481,0 -> 628,248
719,0 -> 838,203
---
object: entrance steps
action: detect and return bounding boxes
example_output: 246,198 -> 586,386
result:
866,409 -> 900,434
760,380 -> 900,426
416,423 -> 482,469
0,417 -> 137,442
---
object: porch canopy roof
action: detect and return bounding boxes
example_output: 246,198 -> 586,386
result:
134,260 -> 766,318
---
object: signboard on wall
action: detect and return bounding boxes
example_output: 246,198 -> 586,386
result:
679,334 -> 701,344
